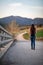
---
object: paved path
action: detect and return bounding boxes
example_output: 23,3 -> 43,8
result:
1,40 -> 43,65
16,32 -> 27,41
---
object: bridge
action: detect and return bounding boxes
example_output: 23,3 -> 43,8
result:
0,25 -> 43,65
0,25 -> 14,59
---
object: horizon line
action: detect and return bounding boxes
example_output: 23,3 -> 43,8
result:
0,15 -> 43,19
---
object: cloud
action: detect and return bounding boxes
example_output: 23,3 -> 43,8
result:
9,3 -> 22,7
24,5 -> 43,10
9,3 -> 43,10
29,6 -> 43,9
8,2 -> 23,11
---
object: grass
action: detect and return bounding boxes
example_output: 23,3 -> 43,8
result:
23,33 -> 29,40
36,29 -> 43,38
23,29 -> 43,40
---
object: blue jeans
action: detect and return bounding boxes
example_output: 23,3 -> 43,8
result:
31,35 -> 35,49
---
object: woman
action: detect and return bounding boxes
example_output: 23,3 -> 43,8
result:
30,24 -> 36,50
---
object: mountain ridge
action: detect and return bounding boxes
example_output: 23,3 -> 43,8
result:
0,16 -> 43,27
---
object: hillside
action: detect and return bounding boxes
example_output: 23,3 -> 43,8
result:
0,16 -> 43,27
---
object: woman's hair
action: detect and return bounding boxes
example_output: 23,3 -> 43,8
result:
30,24 -> 36,35
31,24 -> 34,27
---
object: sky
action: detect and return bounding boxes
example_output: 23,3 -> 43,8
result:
0,0 -> 43,18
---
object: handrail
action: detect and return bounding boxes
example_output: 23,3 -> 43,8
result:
0,39 -> 13,45
0,25 -> 14,59
0,34 -> 12,38
0,25 -> 14,45
0,25 -> 12,36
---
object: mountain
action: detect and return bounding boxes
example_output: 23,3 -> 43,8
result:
0,16 -> 43,27
33,18 -> 43,25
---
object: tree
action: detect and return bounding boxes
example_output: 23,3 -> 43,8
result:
6,20 -> 20,35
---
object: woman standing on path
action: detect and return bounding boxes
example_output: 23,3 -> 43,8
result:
30,24 -> 36,50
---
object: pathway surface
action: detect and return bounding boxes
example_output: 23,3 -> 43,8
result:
0,40 -> 43,65
0,32 -> 43,65
16,32 -> 28,41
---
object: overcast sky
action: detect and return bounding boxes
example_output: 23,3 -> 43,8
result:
0,0 -> 43,18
